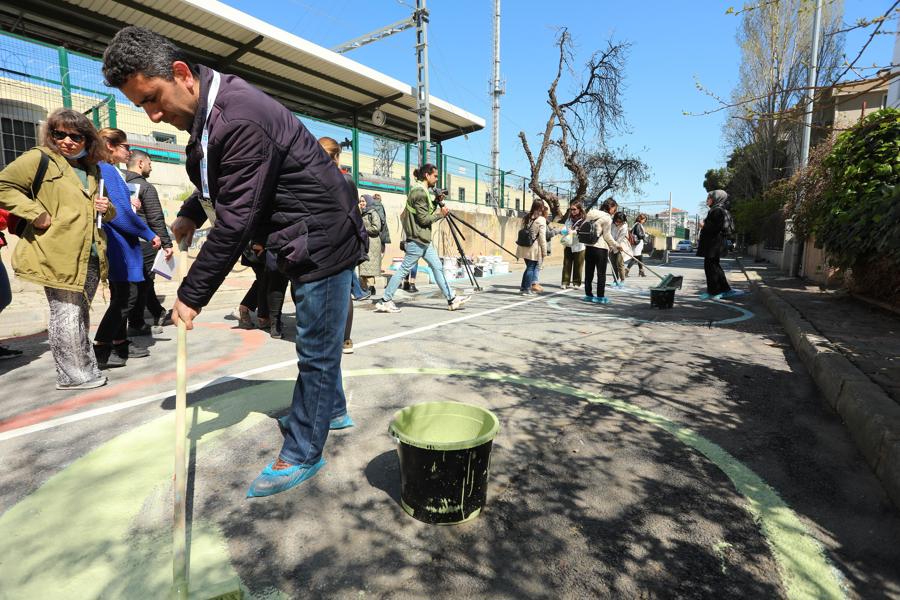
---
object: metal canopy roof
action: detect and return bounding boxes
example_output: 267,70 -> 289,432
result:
0,0 -> 485,143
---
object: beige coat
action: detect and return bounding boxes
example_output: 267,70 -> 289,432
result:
0,147 -> 113,291
358,208 -> 383,277
515,215 -> 547,262
584,209 -> 619,252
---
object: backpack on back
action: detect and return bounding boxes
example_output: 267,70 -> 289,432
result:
516,218 -> 538,247
577,220 -> 599,245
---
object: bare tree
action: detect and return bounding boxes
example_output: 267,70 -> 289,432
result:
518,29 -> 648,217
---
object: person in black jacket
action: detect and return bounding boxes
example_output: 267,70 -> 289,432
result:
124,150 -> 173,334
697,189 -> 740,299
103,27 -> 365,498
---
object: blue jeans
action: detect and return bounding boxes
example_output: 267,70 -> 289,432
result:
383,239 -> 452,301
279,268 -> 351,466
520,259 -> 539,291
0,259 -> 10,312
350,270 -> 366,298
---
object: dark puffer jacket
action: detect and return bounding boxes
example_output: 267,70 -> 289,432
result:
177,65 -> 365,309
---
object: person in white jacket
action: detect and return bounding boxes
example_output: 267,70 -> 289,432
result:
581,198 -> 621,303
515,200 -> 548,294
610,211 -> 631,286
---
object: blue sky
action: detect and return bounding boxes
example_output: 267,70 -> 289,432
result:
223,0 -> 894,215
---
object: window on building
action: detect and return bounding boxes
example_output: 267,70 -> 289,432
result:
1,117 -> 37,168
458,187 -> 465,202
152,131 -> 177,144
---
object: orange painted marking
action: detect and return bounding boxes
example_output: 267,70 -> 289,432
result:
0,323 -> 270,432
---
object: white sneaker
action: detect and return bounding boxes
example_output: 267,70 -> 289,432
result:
374,300 -> 401,313
56,376 -> 107,391
448,295 -> 470,311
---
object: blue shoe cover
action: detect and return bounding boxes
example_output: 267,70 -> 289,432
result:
582,295 -> 594,302
329,413 -> 355,430
719,289 -> 746,299
593,296 -> 611,304
277,413 -> 355,435
246,456 -> 326,498
698,292 -> 712,300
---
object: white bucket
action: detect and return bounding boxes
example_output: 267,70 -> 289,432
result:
494,262 -> 509,274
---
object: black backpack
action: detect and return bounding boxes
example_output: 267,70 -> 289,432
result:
516,219 -> 538,247
577,220 -> 599,245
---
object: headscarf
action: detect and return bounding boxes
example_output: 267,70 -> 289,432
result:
360,194 -> 375,214
708,189 -> 728,209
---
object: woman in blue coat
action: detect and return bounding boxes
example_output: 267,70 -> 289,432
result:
94,128 -> 160,368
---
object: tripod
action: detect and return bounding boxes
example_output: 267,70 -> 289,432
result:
441,210 -> 518,293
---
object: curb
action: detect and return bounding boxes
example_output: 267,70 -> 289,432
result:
737,258 -> 900,510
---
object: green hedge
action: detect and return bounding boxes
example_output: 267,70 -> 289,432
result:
815,108 -> 900,268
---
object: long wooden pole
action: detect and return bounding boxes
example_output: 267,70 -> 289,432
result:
173,239 -> 189,599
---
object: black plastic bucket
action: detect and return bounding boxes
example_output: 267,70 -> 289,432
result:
388,401 -> 500,525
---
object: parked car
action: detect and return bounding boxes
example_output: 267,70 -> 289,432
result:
676,239 -> 693,252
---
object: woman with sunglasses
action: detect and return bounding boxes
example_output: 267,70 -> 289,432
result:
0,108 -> 114,389
93,128 -> 160,368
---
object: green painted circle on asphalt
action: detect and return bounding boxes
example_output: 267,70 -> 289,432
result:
0,368 -> 844,600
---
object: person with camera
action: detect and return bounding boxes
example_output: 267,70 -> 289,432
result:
375,163 -> 469,313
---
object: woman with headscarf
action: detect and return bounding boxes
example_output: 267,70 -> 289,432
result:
697,189 -> 739,299
357,194 -> 383,296
0,108 -> 113,389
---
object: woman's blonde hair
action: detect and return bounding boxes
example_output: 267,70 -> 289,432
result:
318,136 -> 341,164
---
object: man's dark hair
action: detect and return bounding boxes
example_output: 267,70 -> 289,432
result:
127,148 -> 151,168
103,26 -> 192,87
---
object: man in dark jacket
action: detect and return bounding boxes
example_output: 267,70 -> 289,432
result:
125,150 -> 173,335
103,26 -> 365,498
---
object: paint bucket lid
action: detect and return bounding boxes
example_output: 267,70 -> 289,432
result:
388,401 -> 500,451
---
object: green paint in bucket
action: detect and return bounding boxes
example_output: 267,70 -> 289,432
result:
388,401 -> 500,525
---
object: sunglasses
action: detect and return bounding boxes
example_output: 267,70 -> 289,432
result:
50,129 -> 85,143
117,143 -> 131,152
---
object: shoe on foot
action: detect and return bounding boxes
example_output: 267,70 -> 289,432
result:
237,305 -> 254,329
94,344 -> 126,369
374,300 -> 400,313
127,323 -> 152,336
401,280 -> 410,291
156,310 -> 174,327
0,346 -> 23,360
368,286 -> 376,296
270,319 -> 283,339
520,289 -> 534,296
719,289 -> 746,299
593,296 -> 611,304
531,283 -> 544,293
353,291 -> 372,302
246,456 -> 326,498
114,340 -> 149,359
582,295 -> 594,302
329,413 -> 355,430
56,375 -> 107,391
698,292 -> 713,300
407,283 -> 419,294
343,339 -> 354,354
448,295 -> 470,311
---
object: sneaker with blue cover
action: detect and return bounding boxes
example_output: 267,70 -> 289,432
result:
582,295 -> 594,302
698,292 -> 713,300
719,289 -> 746,299
246,456 -> 326,498
593,296 -> 611,304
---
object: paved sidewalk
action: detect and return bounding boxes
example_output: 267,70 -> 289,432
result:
738,258 -> 900,509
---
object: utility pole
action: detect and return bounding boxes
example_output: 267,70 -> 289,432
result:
793,0 -> 822,277
798,0 -> 823,167
664,191 -> 673,264
415,0 -> 431,166
490,0 -> 504,207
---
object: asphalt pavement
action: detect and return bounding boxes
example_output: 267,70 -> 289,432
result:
0,256 -> 898,599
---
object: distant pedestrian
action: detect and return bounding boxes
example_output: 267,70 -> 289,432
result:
626,213 -> 648,277
358,195 -> 383,297
515,200 -> 548,295
375,163 -> 469,313
697,190 -> 739,299
0,108 -> 112,389
582,198 -> 620,304
561,201 -> 586,290
93,128 -> 161,368
0,210 -> 22,359
124,149 -> 173,334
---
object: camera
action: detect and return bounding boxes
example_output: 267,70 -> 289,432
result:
432,188 -> 449,207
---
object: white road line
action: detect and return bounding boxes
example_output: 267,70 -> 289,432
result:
0,289 -> 570,441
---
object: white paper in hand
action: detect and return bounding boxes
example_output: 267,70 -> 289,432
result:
152,249 -> 176,280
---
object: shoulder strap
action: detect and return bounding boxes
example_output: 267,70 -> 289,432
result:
29,150 -> 51,200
